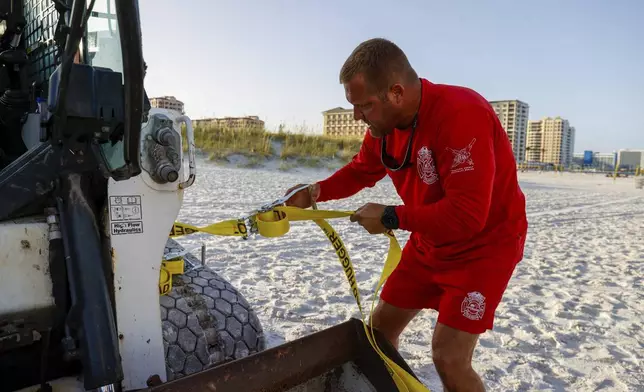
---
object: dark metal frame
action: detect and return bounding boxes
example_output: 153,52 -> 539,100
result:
147,318 -> 421,392
116,0 -> 144,177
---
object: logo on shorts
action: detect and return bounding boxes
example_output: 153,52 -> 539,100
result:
417,146 -> 438,185
446,138 -> 476,174
461,291 -> 486,321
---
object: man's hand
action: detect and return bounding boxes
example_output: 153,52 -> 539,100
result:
284,183 -> 320,209
350,203 -> 387,234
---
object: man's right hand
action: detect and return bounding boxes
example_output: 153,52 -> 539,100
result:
284,183 -> 320,209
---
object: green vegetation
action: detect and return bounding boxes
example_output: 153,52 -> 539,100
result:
191,127 -> 273,160
185,124 -> 363,167
277,133 -> 362,162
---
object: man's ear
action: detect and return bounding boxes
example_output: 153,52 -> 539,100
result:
390,83 -> 404,104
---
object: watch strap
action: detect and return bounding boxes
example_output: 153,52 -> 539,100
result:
381,205 -> 399,230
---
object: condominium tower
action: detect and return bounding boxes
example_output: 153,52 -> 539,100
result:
526,117 -> 576,167
489,100 -> 529,163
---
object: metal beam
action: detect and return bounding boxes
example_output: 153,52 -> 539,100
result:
147,318 -> 421,392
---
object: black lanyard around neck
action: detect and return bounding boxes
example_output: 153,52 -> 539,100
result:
379,80 -> 422,172
380,115 -> 418,171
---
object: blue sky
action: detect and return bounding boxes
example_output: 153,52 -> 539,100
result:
138,0 -> 643,153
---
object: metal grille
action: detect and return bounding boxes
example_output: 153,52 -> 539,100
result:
23,0 -> 60,88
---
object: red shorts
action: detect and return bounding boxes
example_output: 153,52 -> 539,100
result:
380,232 -> 526,334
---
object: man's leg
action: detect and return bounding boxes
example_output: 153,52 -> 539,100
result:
369,300 -> 420,349
431,234 -> 525,392
432,322 -> 485,392
375,237 -> 438,349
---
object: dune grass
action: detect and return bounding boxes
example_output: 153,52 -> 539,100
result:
188,126 -> 273,160
185,125 -> 362,165
277,133 -> 362,162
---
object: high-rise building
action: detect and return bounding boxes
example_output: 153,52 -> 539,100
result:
489,100 -> 529,163
527,117 -> 576,167
525,121 -> 544,162
322,107 -> 367,137
149,96 -> 185,114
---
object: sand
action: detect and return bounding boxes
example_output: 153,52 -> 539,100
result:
174,161 -> 644,391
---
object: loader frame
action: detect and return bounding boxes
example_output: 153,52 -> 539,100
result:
148,318 -> 421,392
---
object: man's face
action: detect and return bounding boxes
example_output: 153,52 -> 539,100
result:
344,74 -> 402,138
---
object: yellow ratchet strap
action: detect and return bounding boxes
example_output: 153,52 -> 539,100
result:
171,206 -> 430,392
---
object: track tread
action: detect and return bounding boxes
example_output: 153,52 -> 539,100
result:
161,239 -> 265,381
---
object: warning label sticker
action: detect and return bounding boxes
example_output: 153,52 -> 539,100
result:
109,196 -> 142,221
111,221 -> 144,235
109,196 -> 143,235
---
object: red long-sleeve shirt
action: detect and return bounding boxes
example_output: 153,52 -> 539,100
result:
317,79 -> 528,265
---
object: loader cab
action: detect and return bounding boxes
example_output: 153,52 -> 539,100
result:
0,0 -> 146,222
85,1 -> 124,74
0,0 -> 145,180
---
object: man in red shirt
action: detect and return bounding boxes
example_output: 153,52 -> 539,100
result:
285,38 -> 528,391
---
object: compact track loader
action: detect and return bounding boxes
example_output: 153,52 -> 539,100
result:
0,1 -> 423,391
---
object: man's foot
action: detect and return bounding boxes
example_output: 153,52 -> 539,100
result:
432,322 -> 485,392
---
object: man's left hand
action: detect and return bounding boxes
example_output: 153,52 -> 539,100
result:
350,203 -> 387,234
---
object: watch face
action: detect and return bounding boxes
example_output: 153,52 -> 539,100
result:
382,212 -> 396,229
382,207 -> 399,229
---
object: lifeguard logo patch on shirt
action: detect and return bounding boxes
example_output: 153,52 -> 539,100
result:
417,146 -> 439,185
447,138 -> 476,174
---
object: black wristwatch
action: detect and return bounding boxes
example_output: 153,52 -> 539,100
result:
381,206 -> 399,230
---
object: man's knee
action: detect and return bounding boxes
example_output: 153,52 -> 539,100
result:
431,323 -> 478,375
432,344 -> 470,374
369,300 -> 419,349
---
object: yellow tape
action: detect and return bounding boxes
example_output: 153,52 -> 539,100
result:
159,267 -> 172,296
163,258 -> 185,275
171,206 -> 430,392
158,258 -> 186,295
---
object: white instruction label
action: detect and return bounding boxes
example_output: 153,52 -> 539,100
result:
110,196 -> 142,221
111,221 -> 144,235
109,195 -> 143,235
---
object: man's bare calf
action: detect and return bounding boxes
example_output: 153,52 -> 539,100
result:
432,322 -> 485,392
370,300 -> 486,392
